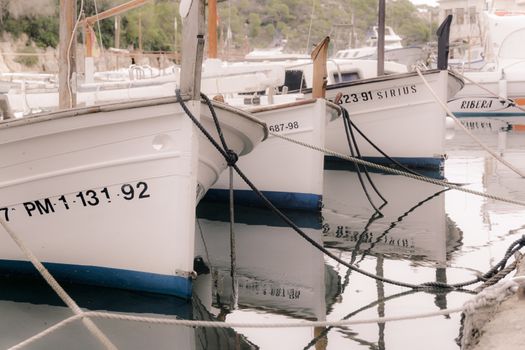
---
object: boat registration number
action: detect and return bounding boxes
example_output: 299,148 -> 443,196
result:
0,181 -> 150,222
268,121 -> 300,133
333,84 -> 418,105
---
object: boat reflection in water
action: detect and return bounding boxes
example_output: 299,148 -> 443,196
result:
195,202 -> 341,322
0,273 -> 254,349
322,169 -> 463,265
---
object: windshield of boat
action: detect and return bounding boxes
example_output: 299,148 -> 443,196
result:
499,28 -> 525,60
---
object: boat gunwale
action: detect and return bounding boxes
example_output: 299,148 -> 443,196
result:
244,97 -> 342,118
292,69 -> 465,93
0,95 -> 268,139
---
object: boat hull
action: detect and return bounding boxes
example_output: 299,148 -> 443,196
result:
204,99 -> 340,211
448,71 -> 525,118
0,97 -> 265,298
321,70 -> 463,171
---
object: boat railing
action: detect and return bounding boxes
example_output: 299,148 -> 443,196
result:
128,64 -> 157,80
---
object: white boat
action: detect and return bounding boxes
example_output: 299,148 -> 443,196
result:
0,96 -> 266,299
333,26 -> 427,69
239,43 -> 463,171
200,38 -> 344,211
334,26 -> 403,60
0,0 -> 269,300
321,170 -> 462,265
314,69 -> 464,171
195,202 -> 341,321
448,11 -> 525,118
204,98 -> 341,210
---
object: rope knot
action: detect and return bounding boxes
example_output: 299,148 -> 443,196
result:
226,149 -> 239,166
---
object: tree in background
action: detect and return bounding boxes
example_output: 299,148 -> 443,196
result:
0,0 -> 438,58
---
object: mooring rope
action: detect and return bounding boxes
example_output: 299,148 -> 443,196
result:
269,130 -> 525,207
11,275 -> 525,350
176,93 -> 525,292
8,89 -> 525,349
415,68 -> 525,178
458,276 -> 525,348
342,107 -> 386,215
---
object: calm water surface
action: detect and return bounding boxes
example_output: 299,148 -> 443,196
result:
2,126 -> 525,349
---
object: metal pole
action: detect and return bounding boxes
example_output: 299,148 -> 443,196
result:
377,0 -> 386,76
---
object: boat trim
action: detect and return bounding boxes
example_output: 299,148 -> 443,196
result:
203,188 -> 322,211
0,259 -> 193,298
0,96 -> 268,141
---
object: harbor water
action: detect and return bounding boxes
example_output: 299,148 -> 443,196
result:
2,123 -> 525,349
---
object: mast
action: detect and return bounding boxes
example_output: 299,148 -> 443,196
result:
377,0 -> 386,76
208,0 -> 218,58
311,36 -> 330,99
59,0 -> 77,109
180,0 -> 205,100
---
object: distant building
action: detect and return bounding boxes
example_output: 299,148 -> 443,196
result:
437,0 -> 486,49
438,0 -> 525,49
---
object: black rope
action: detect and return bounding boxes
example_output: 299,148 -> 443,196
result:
177,92 -> 525,292
176,90 -> 239,167
341,106 -> 429,178
335,188 -> 447,295
342,108 -> 388,205
342,109 -> 385,216
356,188 -> 450,263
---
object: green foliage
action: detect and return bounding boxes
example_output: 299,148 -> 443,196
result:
0,0 -> 436,56
248,13 -> 261,38
121,1 -> 176,52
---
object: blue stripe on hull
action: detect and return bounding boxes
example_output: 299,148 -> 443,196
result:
0,260 -> 192,299
454,112 -> 525,117
196,201 -> 322,229
203,189 -> 322,211
324,155 -> 445,178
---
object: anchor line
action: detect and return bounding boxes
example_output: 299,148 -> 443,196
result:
177,92 -> 525,292
342,107 -> 387,216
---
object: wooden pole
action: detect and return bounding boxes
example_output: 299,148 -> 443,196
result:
115,16 -> 121,49
138,12 -> 143,52
59,0 -> 77,109
377,0 -> 385,76
208,0 -> 218,58
83,0 -> 151,26
311,36 -> 330,99
115,16 -> 121,70
180,0 -> 205,100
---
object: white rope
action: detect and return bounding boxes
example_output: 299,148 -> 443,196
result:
13,276 -> 525,345
415,68 -> 525,178
463,277 -> 521,315
0,218 -> 117,350
451,68 -> 525,114
460,276 -> 525,348
66,0 -> 85,109
268,131 -> 525,207
10,272 -> 525,349
93,0 -> 106,55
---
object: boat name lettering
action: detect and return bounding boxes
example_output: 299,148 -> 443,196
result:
239,280 -> 301,299
460,120 -> 494,130
0,181 -> 150,222
335,85 -> 417,105
268,121 -> 300,133
460,99 -> 493,109
323,224 -> 413,248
